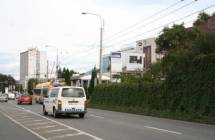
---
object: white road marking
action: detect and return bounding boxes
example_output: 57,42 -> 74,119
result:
90,114 -> 104,119
33,125 -> 58,130
144,126 -> 182,135
47,133 -> 82,140
27,122 -> 53,126
15,106 -> 103,140
16,117 -> 35,121
13,104 -> 104,140
0,111 -> 46,140
42,128 -> 69,134
22,120 -> 43,123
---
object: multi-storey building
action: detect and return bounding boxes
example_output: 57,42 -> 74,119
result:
20,48 -> 47,87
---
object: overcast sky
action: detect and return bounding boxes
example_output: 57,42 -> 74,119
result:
0,0 -> 214,80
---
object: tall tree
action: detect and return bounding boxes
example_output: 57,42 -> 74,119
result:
88,67 -> 97,97
27,78 -> 38,95
156,24 -> 200,54
193,12 -> 211,26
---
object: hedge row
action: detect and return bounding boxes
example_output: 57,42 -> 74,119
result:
90,54 -> 215,124
91,81 -> 164,110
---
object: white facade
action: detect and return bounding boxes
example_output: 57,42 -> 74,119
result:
20,48 -> 47,87
136,38 -> 163,68
102,37 -> 163,75
103,51 -> 144,74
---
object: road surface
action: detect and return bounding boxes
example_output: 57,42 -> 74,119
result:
0,100 -> 215,140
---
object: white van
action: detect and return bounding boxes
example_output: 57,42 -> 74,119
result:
43,86 -> 87,118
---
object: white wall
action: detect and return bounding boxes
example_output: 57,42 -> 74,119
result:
20,51 -> 28,85
122,52 -> 144,71
136,38 -> 159,64
111,52 -> 123,73
20,48 -> 48,87
28,49 -> 37,78
39,51 -> 47,78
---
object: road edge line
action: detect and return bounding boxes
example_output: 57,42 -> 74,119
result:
0,110 -> 47,140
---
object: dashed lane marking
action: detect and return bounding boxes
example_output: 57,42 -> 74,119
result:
90,114 -> 104,119
144,126 -> 182,135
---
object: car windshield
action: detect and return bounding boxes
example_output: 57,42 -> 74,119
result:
61,88 -> 85,98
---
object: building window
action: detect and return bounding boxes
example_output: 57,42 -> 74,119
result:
129,56 -> 142,64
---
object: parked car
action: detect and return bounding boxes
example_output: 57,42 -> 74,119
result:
7,93 -> 15,100
17,95 -> 32,105
43,86 -> 87,118
0,94 -> 8,102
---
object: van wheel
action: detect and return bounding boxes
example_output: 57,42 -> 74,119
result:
79,113 -> 85,118
43,106 -> 48,116
53,108 -> 59,118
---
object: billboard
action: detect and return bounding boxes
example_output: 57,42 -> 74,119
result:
111,52 -> 122,73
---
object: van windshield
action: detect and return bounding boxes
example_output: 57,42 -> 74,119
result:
61,88 -> 85,98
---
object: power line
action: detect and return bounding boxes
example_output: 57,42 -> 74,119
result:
105,3 -> 215,50
105,0 -> 198,45
70,2 -> 215,70
104,0 -> 185,42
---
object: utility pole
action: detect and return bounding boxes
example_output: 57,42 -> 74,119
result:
47,60 -> 49,81
99,23 -> 104,84
109,55 -> 112,82
56,48 -> 59,81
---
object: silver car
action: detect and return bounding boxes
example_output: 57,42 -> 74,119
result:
0,94 -> 8,102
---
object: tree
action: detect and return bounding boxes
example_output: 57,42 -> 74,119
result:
58,68 -> 62,78
193,12 -> 211,26
64,69 -> 71,86
88,67 -> 97,98
155,24 -> 200,54
27,78 -> 38,95
0,74 -> 15,93
58,67 -> 77,86
15,84 -> 23,93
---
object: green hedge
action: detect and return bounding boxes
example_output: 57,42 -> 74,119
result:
90,54 -> 215,124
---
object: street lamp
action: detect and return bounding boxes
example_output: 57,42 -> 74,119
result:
82,12 -> 104,84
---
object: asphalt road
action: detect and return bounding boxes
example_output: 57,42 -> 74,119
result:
0,100 -> 215,140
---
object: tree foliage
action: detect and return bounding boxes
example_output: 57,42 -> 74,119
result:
88,67 -> 97,97
193,12 -> 211,26
0,74 -> 15,93
58,67 -> 77,85
27,78 -> 38,95
90,12 -> 215,123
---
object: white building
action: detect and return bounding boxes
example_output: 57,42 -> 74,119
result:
103,49 -> 145,75
102,37 -> 163,77
20,48 -> 47,87
136,38 -> 163,68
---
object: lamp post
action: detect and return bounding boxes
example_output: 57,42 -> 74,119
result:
82,12 -> 104,84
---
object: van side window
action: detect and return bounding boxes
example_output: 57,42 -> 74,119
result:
50,88 -> 59,97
